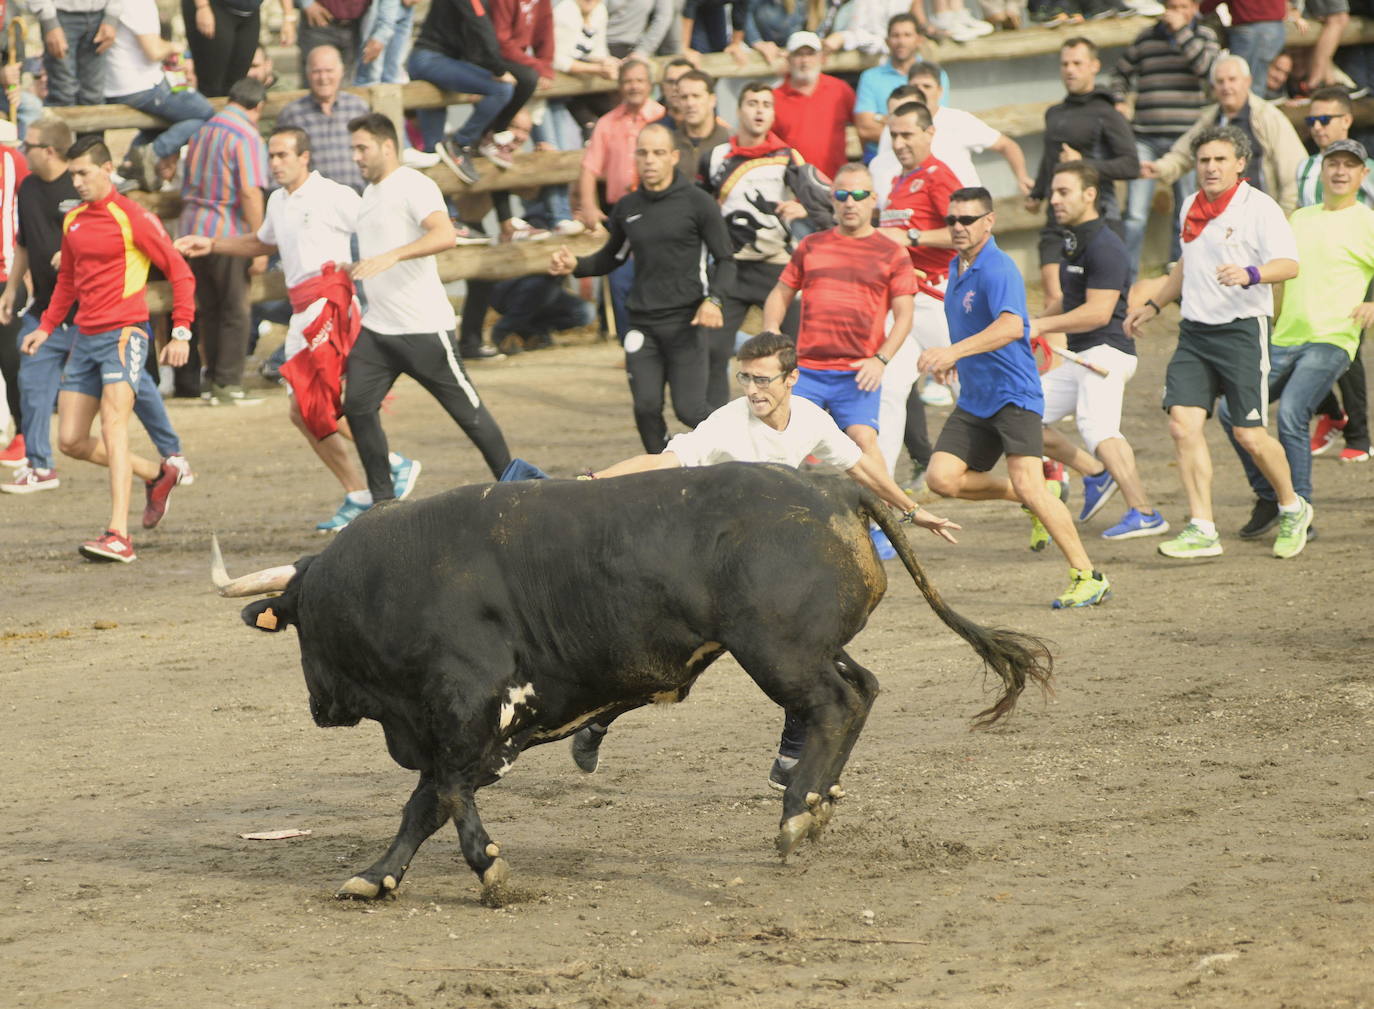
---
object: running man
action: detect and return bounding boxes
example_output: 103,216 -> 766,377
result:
919,186 -> 1111,609
343,113 -> 512,498
20,135 -> 195,562
1030,161 -> 1168,541
1124,125 -> 1310,560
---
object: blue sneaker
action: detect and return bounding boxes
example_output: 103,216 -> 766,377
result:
316,496 -> 370,533
1102,508 -> 1170,540
391,456 -> 422,500
1079,470 -> 1119,522
870,526 -> 897,560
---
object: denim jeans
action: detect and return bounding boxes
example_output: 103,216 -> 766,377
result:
1228,20 -> 1287,93
17,315 -> 181,469
408,47 -> 514,149
749,0 -> 806,45
1124,134 -> 1194,276
355,1 -> 416,84
45,9 -> 109,106
0,89 -> 43,137
491,275 -> 594,340
109,78 -> 216,159
1219,340 -> 1351,504
525,110 -> 575,225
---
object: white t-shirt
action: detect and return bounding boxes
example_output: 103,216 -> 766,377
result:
871,105 -> 999,204
1178,182 -> 1299,325
106,0 -> 165,98
258,171 -> 361,289
666,396 -> 864,470
356,166 -> 457,334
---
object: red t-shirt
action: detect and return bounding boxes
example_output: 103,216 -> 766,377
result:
878,154 -> 961,283
772,75 -> 855,180
0,148 -> 30,284
780,229 -> 918,371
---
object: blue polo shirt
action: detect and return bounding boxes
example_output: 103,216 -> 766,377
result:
945,236 -> 1043,419
854,62 -> 953,160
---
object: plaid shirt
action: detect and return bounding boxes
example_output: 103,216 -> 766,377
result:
276,91 -> 371,193
178,104 -> 270,239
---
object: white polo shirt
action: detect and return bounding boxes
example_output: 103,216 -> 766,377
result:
1178,182 -> 1299,325
106,0 -> 164,98
356,166 -> 457,334
666,396 -> 864,470
872,105 -> 1000,203
257,171 -> 361,289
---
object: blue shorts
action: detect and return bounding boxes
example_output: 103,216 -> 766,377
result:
793,367 -> 880,432
59,325 -> 149,399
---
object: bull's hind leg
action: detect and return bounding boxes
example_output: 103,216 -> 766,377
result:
337,771 -> 449,899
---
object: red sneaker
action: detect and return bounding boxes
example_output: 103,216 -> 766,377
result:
79,529 -> 136,563
1339,446 -> 1371,463
0,432 -> 25,467
1311,415 -> 1347,455
142,460 -> 180,529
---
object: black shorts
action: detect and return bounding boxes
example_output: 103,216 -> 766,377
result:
1163,317 -> 1270,426
933,404 -> 1045,472
1305,0 -> 1348,18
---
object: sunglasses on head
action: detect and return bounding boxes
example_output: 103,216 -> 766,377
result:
944,211 -> 990,227
1305,114 -> 1347,126
832,188 -> 872,202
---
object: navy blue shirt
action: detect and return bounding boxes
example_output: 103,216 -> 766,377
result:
1060,219 -> 1134,356
945,236 -> 1043,419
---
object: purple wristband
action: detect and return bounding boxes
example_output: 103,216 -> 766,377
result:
1244,266 -> 1262,288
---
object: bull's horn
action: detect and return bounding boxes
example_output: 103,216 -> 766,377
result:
211,534 -> 297,598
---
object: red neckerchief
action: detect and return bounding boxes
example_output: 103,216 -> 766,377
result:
727,131 -> 789,161
1182,179 -> 1243,243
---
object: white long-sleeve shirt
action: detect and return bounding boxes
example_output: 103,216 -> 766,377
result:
553,0 -> 609,73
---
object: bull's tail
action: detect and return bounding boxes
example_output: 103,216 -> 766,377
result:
862,492 -> 1054,728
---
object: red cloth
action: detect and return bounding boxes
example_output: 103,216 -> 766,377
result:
1181,178 -> 1243,243
780,229 -> 919,371
726,131 -> 790,161
771,75 -> 855,179
489,0 -> 555,78
41,190 -> 195,335
0,147 -> 30,284
1199,0 -> 1285,24
280,263 -> 361,441
879,154 -> 962,284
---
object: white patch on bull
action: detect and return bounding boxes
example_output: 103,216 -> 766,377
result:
529,703 -> 619,743
481,486 -> 494,499
493,759 -> 514,778
499,683 -> 537,732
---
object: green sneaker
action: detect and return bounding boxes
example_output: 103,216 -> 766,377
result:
1157,522 -> 1223,558
1052,567 -> 1111,609
1272,499 -> 1313,559
1022,479 -> 1062,553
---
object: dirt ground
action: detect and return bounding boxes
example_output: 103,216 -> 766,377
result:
4,314 -> 1373,1009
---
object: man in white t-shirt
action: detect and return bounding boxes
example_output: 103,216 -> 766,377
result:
343,113 -> 512,503
1125,125 -> 1310,560
104,0 -> 215,192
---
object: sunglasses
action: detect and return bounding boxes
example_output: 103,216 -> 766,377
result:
1305,114 -> 1348,126
944,211 -> 991,227
832,189 -> 872,202
736,371 -> 787,388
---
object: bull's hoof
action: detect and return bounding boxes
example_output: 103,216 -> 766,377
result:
481,856 -> 509,890
809,800 -> 834,838
335,872 -> 397,900
776,811 -> 814,861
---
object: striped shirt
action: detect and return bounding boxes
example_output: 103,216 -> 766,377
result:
1110,20 -> 1221,137
276,92 -> 371,193
1296,153 -> 1374,208
178,104 -> 269,239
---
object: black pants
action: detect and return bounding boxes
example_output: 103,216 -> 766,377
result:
343,326 -> 511,500
493,60 -> 539,137
182,0 -> 259,97
458,280 -> 495,355
184,252 -> 251,389
0,312 -> 20,435
625,315 -> 711,453
905,386 -> 932,469
702,259 -> 799,410
1316,340 -> 1370,450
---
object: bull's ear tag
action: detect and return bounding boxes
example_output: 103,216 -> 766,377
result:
256,607 -> 279,630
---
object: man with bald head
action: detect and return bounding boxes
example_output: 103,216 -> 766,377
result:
278,45 -> 371,192
550,122 -> 736,452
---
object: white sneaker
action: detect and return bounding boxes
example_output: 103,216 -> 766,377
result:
933,11 -> 981,41
504,217 -> 551,242
0,464 -> 60,494
1127,0 -> 1164,12
554,219 -> 586,236
400,147 -> 442,169
954,7 -> 995,35
920,379 -> 954,407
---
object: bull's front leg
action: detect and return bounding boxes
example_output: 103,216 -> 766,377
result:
448,785 -> 509,899
337,771 -> 449,899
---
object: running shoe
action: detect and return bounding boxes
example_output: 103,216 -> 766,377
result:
478,131 -> 516,169
80,529 -> 136,563
503,217 -> 551,242
920,378 -> 954,406
768,755 -> 797,792
870,525 -> 897,560
554,219 -> 587,236
453,222 -> 490,246
1023,478 -> 1062,552
1101,508 -> 1168,540
1311,414 -> 1346,455
1125,0 -> 1164,12
1272,499 -> 1314,559
1157,522 -> 1222,558
399,147 -> 442,169
436,140 -> 480,184
0,464 -> 59,494
1051,567 -> 1111,609
142,460 -> 182,529
1339,446 -> 1371,463
165,453 -> 195,486
391,456 -> 422,500
0,432 -> 26,467
316,496 -> 371,533
570,724 -> 607,773
1078,469 -> 1118,522
1238,497 -> 1280,539
1043,458 -> 1071,505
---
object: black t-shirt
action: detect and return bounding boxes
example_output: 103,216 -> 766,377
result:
17,171 -> 81,323
1060,218 -> 1133,356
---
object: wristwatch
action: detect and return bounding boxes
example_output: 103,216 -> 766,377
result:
874,352 -> 890,365
906,228 -> 921,246
171,326 -> 192,341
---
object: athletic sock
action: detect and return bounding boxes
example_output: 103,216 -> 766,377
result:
346,490 -> 373,506
1278,499 -> 1303,514
1191,518 -> 1217,537
388,452 -> 404,467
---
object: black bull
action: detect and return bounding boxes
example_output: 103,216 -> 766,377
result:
214,463 -> 1053,899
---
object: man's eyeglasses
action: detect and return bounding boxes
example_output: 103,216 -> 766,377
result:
1305,114 -> 1348,126
832,189 -> 872,202
20,142 -> 49,153
736,371 -> 787,388
945,211 -> 991,227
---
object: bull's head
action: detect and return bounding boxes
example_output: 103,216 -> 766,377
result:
211,535 -> 298,597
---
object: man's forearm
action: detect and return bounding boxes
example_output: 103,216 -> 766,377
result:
761,285 -> 795,331
847,447 -> 916,513
993,134 -> 1029,180
213,234 -> 277,259
1259,258 -> 1299,284
595,451 -> 683,478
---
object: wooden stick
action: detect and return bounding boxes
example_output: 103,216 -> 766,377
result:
1052,345 -> 1111,378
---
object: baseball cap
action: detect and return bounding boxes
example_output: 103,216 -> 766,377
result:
0,121 -> 17,145
786,31 -> 822,53
1321,138 -> 1368,162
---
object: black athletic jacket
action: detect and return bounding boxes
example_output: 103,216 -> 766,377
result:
574,171 -> 736,324
412,0 -> 504,75
1031,86 -> 1139,217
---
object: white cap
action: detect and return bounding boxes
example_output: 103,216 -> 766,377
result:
785,30 -> 822,53
0,120 -> 18,145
